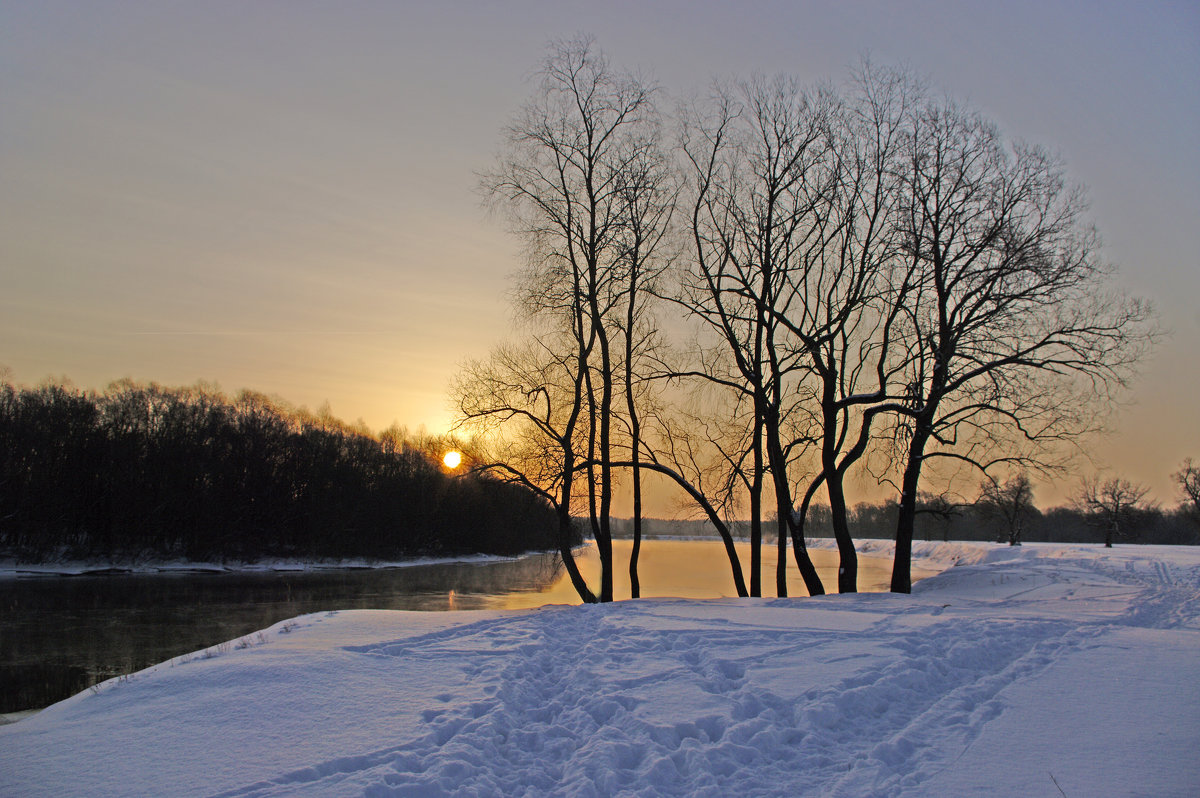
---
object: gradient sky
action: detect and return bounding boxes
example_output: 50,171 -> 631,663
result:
2,1 -> 1198,509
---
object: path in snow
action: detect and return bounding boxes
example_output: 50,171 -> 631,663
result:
2,543 -> 1198,797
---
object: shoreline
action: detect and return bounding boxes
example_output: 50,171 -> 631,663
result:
0,550 -> 544,580
0,536 -> 1002,580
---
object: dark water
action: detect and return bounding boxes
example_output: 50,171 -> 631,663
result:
1,540 -> 908,715
0,553 -> 564,715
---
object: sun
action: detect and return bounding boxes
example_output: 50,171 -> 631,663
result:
442,450 -> 463,469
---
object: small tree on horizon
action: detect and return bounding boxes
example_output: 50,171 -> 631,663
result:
1077,475 -> 1153,547
1174,458 -> 1200,525
916,491 -> 960,542
976,472 -> 1035,546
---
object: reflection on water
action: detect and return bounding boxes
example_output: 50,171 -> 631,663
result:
535,540 -> 899,607
1,540 -> 907,714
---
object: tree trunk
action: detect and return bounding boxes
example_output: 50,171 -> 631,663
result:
763,410 -> 799,597
597,324 -> 615,603
891,421 -> 931,594
629,458 -> 642,598
749,413 -> 764,597
775,512 -> 788,597
826,472 -> 858,593
558,457 -> 596,603
790,476 -> 826,596
582,357 -> 612,602
821,380 -> 857,593
626,374 -> 643,599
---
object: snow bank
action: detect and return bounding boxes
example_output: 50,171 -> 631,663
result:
2,543 -> 1197,797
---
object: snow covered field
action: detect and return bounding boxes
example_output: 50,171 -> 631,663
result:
2,542 -> 1197,797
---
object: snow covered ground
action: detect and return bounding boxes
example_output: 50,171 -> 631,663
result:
2,542 -> 1197,797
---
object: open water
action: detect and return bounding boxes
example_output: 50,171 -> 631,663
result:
0,539 -> 908,715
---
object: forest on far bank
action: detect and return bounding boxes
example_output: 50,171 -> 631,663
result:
610,499 -> 1199,548
0,378 -> 562,563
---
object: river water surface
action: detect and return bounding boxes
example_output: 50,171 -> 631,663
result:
1,539 -> 918,716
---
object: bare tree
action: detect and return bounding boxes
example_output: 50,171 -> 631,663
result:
453,339 -> 597,602
469,45 -> 1154,600
1077,475 -> 1153,547
478,36 -> 664,602
675,66 -> 922,596
676,76 -> 828,596
768,64 -> 920,594
976,472 -> 1035,545
613,125 -> 676,598
608,413 -> 751,597
1173,458 -> 1200,524
887,96 -> 1154,592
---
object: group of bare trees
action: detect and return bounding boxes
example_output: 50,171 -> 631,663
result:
1073,460 -> 1200,547
924,463 -> 1197,549
455,37 -> 1153,602
458,40 -> 674,603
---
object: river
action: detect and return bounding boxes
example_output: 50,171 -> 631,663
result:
1,539 -> 912,716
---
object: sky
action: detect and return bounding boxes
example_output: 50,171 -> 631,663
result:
2,0 -> 1198,509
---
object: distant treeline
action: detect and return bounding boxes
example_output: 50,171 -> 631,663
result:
611,501 -> 1199,547
0,379 -> 561,562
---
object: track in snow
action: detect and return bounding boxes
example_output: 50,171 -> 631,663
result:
206,546 -> 1200,797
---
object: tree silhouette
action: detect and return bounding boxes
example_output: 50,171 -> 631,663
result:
455,339 -> 599,602
977,472 -> 1035,546
1175,459 -> 1200,524
475,35 -> 669,602
464,41 -> 1155,599
1078,476 -> 1153,547
676,75 -> 829,595
886,96 -> 1153,591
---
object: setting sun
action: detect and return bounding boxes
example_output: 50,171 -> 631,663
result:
442,450 -> 462,469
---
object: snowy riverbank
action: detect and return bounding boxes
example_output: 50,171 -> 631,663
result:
3,542 -> 1197,796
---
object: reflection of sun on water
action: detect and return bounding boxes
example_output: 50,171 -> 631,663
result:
498,539 -> 924,607
442,450 -> 462,469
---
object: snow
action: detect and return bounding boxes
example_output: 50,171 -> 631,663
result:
2,542 -> 1198,797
